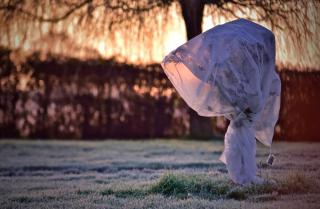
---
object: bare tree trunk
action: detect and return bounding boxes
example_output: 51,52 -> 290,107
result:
179,0 -> 213,138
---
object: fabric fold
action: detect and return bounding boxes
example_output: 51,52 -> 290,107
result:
161,18 -> 281,147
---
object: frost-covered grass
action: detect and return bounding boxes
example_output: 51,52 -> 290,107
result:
99,172 -> 314,201
0,139 -> 319,209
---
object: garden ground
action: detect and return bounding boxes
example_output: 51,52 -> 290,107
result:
0,139 -> 319,209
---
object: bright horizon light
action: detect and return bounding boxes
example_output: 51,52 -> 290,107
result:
1,3 -> 319,70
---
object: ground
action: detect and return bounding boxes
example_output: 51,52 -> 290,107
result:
0,139 -> 319,209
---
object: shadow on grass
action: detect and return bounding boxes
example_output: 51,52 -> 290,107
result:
10,195 -> 57,203
99,172 -> 315,201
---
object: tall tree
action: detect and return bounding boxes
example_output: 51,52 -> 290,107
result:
179,0 -> 211,138
1,0 -> 319,138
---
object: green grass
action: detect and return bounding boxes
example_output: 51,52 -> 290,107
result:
100,172 -> 315,201
149,172 -> 230,199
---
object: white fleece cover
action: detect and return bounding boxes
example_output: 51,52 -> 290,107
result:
161,18 -> 281,184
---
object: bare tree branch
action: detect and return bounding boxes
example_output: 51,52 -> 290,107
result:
0,0 -> 92,22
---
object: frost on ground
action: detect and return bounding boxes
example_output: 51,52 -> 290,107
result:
0,139 -> 319,209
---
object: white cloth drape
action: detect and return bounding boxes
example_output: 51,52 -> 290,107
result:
161,19 -> 281,184
219,114 -> 258,184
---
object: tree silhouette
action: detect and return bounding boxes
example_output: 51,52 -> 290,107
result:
1,0 -> 317,47
1,0 -> 319,138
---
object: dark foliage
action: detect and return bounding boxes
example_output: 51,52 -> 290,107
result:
0,48 -> 189,139
0,47 -> 319,140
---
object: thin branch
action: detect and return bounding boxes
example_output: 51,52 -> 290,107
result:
0,0 -> 92,22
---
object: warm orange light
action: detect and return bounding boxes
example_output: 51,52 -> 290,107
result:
0,3 -> 319,70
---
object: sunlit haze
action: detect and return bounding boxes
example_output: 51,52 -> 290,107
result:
1,3 -> 319,70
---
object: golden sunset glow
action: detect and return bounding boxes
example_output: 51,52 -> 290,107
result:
1,2 -> 319,70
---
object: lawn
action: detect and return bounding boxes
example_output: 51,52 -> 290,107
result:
0,139 -> 319,209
